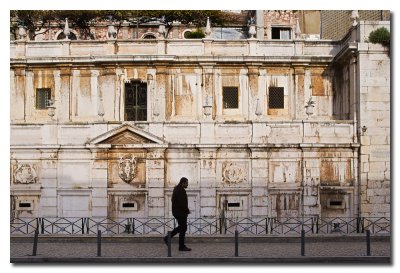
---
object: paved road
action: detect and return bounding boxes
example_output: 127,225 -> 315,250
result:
10,235 -> 391,263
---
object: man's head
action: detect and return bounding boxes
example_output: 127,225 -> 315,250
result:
179,177 -> 188,188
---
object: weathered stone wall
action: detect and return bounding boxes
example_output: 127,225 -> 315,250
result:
357,23 -> 390,218
9,21 -> 390,220
263,10 -> 298,39
332,21 -> 391,218
11,64 -> 337,124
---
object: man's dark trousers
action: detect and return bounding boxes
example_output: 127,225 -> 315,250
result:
170,216 -> 187,248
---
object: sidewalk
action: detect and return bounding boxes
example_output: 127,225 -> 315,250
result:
10,235 -> 391,263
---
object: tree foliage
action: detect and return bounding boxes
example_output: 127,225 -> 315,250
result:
10,10 -> 246,40
184,29 -> 206,39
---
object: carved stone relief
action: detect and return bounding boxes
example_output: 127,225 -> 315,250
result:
269,161 -> 300,183
222,162 -> 247,184
320,159 -> 352,186
118,155 -> 137,184
13,164 -> 38,184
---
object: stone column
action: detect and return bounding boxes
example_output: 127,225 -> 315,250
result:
256,10 -> 265,40
201,64 -> 215,119
302,155 -> 321,217
90,148 -> 109,218
199,148 -> 217,217
25,69 -> 34,120
147,149 -> 166,217
293,66 -> 306,120
38,148 -> 60,217
70,69 -> 80,119
156,66 -> 168,120
247,65 -> 261,120
90,70 -> 100,119
116,71 -> 126,121
250,147 -> 269,217
200,65 -> 215,144
349,54 -> 358,122
99,67 -> 116,121
59,67 -> 72,122
11,68 -> 26,121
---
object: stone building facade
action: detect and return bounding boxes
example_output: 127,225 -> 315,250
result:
10,12 -> 390,222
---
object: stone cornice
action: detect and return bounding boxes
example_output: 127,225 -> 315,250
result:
10,55 -> 335,67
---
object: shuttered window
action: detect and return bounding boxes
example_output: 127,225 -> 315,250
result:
125,81 -> 147,121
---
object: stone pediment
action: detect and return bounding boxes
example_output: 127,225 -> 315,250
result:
101,130 -> 151,144
87,124 -> 166,147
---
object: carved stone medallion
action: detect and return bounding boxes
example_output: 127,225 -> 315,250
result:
222,162 -> 247,184
14,164 -> 38,184
118,155 -> 137,184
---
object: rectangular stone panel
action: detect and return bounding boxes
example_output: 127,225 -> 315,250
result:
166,161 -> 199,187
59,162 -> 90,188
59,193 -> 91,217
268,160 -> 301,184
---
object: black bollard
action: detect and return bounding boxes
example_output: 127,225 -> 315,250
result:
167,231 -> 172,257
32,229 -> 39,256
301,229 -> 305,256
97,230 -> 101,257
235,230 -> 239,257
366,230 -> 371,256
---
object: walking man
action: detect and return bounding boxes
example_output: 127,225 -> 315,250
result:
164,177 -> 191,251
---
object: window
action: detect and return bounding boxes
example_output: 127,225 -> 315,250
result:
142,33 -> 157,39
271,27 -> 291,39
36,88 -> 51,109
57,32 -> 77,40
223,87 -> 239,109
125,81 -> 147,121
268,87 -> 284,109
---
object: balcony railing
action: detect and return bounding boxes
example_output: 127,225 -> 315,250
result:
10,39 -> 340,60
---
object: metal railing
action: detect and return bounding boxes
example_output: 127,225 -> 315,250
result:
10,217 -> 390,236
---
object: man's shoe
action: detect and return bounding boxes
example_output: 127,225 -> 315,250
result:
179,246 -> 192,251
163,236 -> 168,246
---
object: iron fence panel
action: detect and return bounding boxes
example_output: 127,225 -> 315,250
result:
10,216 -> 391,236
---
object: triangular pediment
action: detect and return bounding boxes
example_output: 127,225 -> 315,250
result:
87,124 -> 166,146
100,130 -> 151,144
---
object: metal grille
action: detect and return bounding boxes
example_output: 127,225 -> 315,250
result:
35,88 -> 51,109
125,81 -> 147,121
223,87 -> 239,109
268,87 -> 284,109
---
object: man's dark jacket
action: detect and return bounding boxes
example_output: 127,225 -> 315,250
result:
171,184 -> 190,218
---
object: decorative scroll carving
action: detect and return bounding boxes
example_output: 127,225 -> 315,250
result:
222,162 -> 247,184
14,164 -> 38,184
118,155 -> 137,184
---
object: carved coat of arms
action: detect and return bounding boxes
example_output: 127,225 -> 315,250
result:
222,162 -> 247,184
14,164 -> 38,184
118,155 -> 137,183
